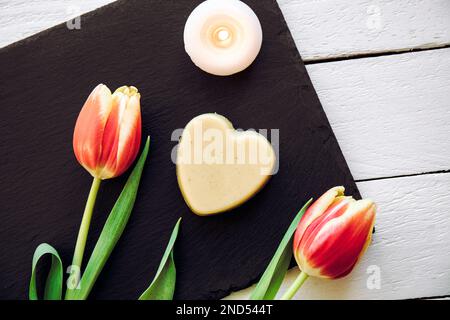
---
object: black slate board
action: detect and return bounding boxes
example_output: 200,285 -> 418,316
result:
0,0 -> 359,299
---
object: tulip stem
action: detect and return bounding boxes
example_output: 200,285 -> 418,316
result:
280,271 -> 308,300
71,177 -> 101,275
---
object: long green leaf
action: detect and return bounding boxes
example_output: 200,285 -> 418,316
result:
29,243 -> 63,300
139,218 -> 181,300
250,199 -> 312,300
65,136 -> 150,300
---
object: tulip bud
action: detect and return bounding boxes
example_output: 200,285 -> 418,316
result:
73,84 -> 142,180
293,186 -> 376,279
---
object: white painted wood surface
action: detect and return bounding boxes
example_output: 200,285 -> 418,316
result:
279,0 -> 450,60
1,0 -> 450,299
0,0 -> 110,48
307,48 -> 450,180
1,1 -> 450,60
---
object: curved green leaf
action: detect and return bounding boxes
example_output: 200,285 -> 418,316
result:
29,243 -> 63,300
250,199 -> 312,300
65,136 -> 150,300
139,218 -> 181,300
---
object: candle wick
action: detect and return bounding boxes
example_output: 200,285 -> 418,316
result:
218,29 -> 230,41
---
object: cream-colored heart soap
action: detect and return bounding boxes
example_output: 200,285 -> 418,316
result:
176,113 -> 276,216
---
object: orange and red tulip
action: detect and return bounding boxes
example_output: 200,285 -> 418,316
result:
293,186 -> 376,279
69,84 -> 142,283
73,84 -> 142,180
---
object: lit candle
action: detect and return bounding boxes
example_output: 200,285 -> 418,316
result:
183,0 -> 263,76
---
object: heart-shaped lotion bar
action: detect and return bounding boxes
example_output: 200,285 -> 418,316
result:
176,113 -> 276,215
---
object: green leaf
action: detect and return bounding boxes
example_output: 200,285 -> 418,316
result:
139,218 -> 181,300
29,243 -> 63,300
250,199 -> 312,300
65,136 -> 150,300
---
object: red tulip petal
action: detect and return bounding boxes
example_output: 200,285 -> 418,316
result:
294,186 -> 345,253
73,84 -> 113,176
96,87 -> 141,179
302,199 -> 376,278
295,196 -> 353,275
97,91 -> 128,178
73,84 -> 142,180
114,94 -> 142,176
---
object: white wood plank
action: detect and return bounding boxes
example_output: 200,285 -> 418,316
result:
279,0 -> 450,61
306,47 -> 450,180
0,0 -> 112,48
227,172 -> 450,299
1,0 -> 449,60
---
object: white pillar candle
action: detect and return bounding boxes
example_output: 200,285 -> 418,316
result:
183,0 -> 263,76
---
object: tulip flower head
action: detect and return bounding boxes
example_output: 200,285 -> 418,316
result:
73,84 -> 142,180
293,186 -> 376,279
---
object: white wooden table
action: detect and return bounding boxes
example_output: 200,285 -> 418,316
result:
2,0 -> 450,300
